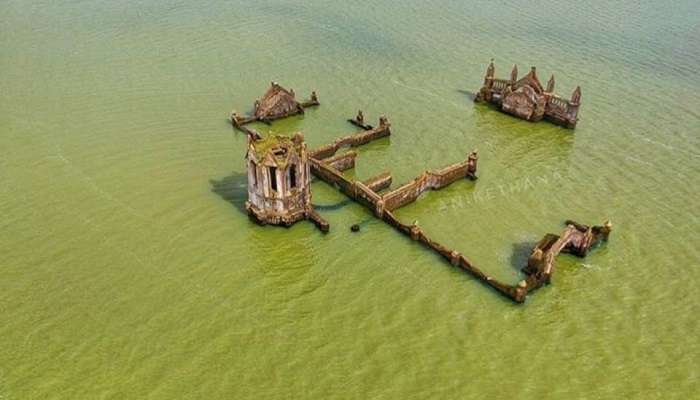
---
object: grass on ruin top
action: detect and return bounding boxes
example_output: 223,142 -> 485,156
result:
252,132 -> 302,166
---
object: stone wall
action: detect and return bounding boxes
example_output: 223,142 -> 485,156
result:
309,159 -> 380,211
381,210 -> 524,301
323,151 -> 357,172
308,123 -> 390,160
381,159 -> 471,211
362,172 -> 392,192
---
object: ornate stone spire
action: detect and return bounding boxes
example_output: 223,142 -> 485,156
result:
546,74 -> 555,93
570,86 -> 581,105
486,59 -> 495,79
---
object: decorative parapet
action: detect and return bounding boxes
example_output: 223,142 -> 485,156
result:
474,60 -> 581,128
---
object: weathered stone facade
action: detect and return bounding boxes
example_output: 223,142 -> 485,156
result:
475,60 -> 581,128
245,132 -> 328,232
231,82 -> 319,129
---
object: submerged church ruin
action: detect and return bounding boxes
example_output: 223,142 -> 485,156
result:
226,82 -> 610,304
475,60 -> 581,128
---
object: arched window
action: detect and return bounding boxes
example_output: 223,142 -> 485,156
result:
289,165 -> 297,188
268,166 -> 278,192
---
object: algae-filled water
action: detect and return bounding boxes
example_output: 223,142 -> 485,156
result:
1,0 -> 699,398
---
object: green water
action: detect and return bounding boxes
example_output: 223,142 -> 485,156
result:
1,0 -> 698,398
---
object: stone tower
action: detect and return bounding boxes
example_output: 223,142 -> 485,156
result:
245,131 -> 328,231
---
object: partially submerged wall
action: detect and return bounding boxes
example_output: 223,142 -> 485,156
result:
520,221 -> 612,297
310,159 -> 381,211
306,133 -> 527,301
363,172 -> 392,192
381,210 -> 523,301
309,123 -> 390,160
322,151 -> 357,172
381,159 -> 473,211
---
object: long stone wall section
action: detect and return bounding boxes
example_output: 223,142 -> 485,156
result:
309,123 -> 390,160
304,113 -> 608,303
322,151 -> 357,172
381,159 -> 471,211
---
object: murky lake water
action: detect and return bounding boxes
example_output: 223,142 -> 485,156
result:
1,0 -> 698,398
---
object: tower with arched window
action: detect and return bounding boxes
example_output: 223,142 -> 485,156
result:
245,131 -> 326,230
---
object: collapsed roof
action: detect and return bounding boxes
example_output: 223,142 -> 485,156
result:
253,82 -> 304,120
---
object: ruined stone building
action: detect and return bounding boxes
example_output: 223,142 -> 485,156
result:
475,60 -> 581,128
230,84 -> 609,303
231,82 -> 319,128
245,131 -> 328,231
253,82 -> 304,120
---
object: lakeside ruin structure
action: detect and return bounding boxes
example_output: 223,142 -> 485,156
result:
229,86 -> 611,303
244,131 -> 329,232
231,82 -> 319,129
475,60 -> 581,128
519,220 -> 612,299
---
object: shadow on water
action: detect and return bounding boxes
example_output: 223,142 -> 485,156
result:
312,199 -> 352,211
510,241 -> 537,274
457,89 -> 477,101
210,172 -> 248,215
